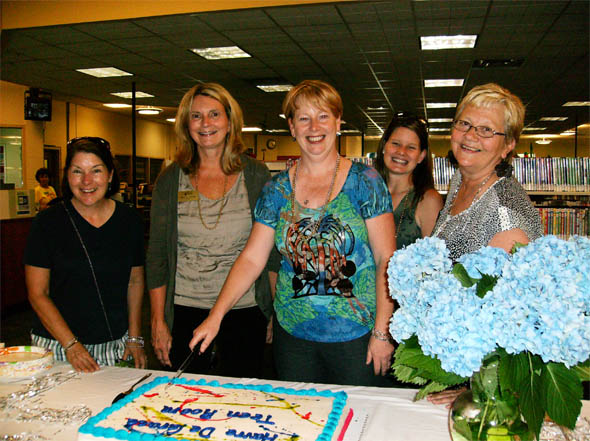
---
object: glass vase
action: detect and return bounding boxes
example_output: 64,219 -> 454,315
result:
448,359 -> 529,441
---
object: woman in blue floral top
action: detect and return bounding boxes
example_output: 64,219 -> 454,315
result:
190,80 -> 396,386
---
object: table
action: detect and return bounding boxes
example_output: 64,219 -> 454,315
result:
1,364 -> 588,440
0,363 -> 451,440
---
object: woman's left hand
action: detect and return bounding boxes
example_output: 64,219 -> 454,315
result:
123,345 -> 147,369
366,337 -> 395,375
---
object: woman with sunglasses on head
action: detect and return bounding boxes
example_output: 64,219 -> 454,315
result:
428,83 -> 542,405
189,80 -> 395,386
24,137 -> 146,372
146,83 -> 278,377
374,114 -> 443,249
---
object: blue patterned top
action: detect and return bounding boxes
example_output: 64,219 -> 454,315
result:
255,162 -> 392,342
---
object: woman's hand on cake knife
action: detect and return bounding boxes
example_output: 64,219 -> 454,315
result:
189,314 -> 222,355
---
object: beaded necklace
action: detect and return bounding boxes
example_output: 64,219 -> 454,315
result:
290,154 -> 340,237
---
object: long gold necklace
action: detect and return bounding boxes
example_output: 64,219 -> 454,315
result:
194,172 -> 228,230
290,154 -> 340,237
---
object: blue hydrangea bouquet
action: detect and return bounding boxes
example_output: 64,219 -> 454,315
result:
387,235 -> 590,441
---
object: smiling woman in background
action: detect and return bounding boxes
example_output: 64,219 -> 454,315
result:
25,137 -> 146,372
189,80 -> 395,386
428,83 -> 542,405
374,114 -> 443,249
146,83 -> 277,378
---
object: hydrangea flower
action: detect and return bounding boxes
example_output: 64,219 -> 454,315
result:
387,234 -> 590,376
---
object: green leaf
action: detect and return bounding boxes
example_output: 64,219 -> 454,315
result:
413,380 -> 449,401
452,263 -> 476,287
392,365 -> 428,385
518,356 -> 545,441
475,274 -> 499,298
511,242 -> 526,253
451,417 -> 474,441
498,351 -> 529,393
541,363 -> 583,429
573,359 -> 590,381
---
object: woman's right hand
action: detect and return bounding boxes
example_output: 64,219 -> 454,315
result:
189,315 -> 221,354
151,319 -> 172,367
427,387 -> 466,408
65,343 -> 100,373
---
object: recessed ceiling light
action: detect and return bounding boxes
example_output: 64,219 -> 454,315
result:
539,117 -> 568,121
535,138 -> 551,144
242,127 -> 262,132
137,107 -> 163,115
424,79 -> 464,88
420,35 -> 477,50
190,46 -> 251,60
257,84 -> 293,93
76,67 -> 132,78
279,114 -> 286,119
560,131 -> 575,136
428,118 -> 453,123
522,127 -> 547,131
367,106 -> 386,110
426,102 -> 457,109
103,103 -> 132,108
111,92 -> 154,99
563,101 -> 590,106
428,128 -> 450,132
266,129 -> 289,133
166,118 -> 175,123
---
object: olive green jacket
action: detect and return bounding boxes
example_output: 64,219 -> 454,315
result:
146,155 -> 279,330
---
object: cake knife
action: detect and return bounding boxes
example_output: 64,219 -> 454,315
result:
169,347 -> 198,385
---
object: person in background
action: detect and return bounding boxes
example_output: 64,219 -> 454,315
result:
25,137 -> 146,372
146,82 -> 278,378
429,83 -> 542,404
189,80 -> 395,387
34,167 -> 57,211
374,114 -> 443,249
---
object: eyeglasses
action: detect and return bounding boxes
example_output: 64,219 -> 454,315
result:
452,120 -> 506,138
67,136 -> 111,150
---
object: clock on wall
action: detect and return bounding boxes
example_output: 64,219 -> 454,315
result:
266,139 -> 277,150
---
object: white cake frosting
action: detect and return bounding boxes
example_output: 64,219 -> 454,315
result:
78,376 -> 347,441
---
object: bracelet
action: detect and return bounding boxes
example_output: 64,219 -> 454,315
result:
125,336 -> 145,347
371,329 -> 393,343
63,336 -> 79,352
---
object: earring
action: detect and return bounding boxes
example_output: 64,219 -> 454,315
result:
292,136 -> 296,142
337,131 -> 341,136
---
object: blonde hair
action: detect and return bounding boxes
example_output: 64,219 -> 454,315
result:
174,83 -> 246,175
282,80 -> 343,121
455,83 -> 525,144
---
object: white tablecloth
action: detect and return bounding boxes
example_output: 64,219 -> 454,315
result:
1,363 -> 587,440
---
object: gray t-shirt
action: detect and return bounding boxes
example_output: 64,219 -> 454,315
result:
175,171 -> 256,309
433,172 -> 542,261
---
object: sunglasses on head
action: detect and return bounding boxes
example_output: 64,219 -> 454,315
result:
67,136 -> 111,151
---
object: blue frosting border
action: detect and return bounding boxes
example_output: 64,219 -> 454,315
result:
78,376 -> 347,441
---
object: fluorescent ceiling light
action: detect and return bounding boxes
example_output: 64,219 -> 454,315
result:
103,103 -> 132,108
539,117 -> 568,121
111,91 -> 154,99
426,102 -> 457,109
535,138 -> 551,144
560,131 -> 575,136
563,101 -> 590,106
257,84 -> 293,93
137,107 -> 163,115
420,35 -> 477,50
242,127 -> 262,132
428,128 -> 450,132
279,114 -> 286,119
266,129 -> 289,133
428,118 -> 453,123
190,46 -> 250,60
76,67 -> 132,78
522,127 -> 546,131
367,106 -> 386,110
166,118 -> 176,123
340,129 -> 361,134
424,79 -> 464,88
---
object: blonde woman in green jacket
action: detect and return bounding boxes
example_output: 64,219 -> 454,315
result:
146,83 -> 278,377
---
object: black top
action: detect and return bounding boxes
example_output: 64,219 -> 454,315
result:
24,200 -> 144,343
